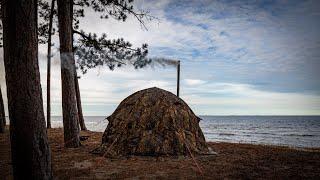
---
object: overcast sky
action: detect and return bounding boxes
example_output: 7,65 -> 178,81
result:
1,0 -> 320,116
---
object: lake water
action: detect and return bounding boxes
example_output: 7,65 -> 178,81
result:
50,116 -> 320,148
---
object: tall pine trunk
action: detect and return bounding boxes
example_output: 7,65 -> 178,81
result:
69,0 -> 86,131
75,75 -> 87,130
57,0 -> 80,147
2,0 -> 52,178
0,85 -> 5,133
46,0 -> 56,129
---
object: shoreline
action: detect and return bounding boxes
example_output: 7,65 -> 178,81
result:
46,115 -> 320,148
209,140 -> 320,153
1,127 -> 320,179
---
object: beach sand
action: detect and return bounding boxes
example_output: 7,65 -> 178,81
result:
1,126 -> 319,179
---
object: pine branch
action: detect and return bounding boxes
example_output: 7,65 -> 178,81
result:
73,29 -> 140,52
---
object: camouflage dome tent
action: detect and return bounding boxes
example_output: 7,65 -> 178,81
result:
96,87 -> 209,157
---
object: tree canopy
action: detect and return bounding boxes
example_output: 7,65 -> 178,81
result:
1,0 -> 154,71
37,0 -> 154,74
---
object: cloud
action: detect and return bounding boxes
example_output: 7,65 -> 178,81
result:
75,0 -> 320,92
39,60 -> 320,115
184,79 -> 206,86
1,0 -> 319,116
182,82 -> 320,115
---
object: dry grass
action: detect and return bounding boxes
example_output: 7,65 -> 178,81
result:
1,127 -> 320,179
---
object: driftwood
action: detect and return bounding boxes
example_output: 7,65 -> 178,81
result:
96,87 -> 209,157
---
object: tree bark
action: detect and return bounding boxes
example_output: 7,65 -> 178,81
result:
75,75 -> 87,130
0,84 -> 5,133
47,0 -> 56,129
2,0 -> 52,179
57,0 -> 80,147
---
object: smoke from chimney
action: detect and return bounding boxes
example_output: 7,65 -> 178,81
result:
149,57 -> 179,68
149,57 -> 180,97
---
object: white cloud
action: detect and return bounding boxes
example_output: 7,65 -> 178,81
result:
184,79 -> 206,86
182,82 -> 320,115
1,0 -> 319,116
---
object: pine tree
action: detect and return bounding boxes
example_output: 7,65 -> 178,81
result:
2,0 -> 52,178
40,0 -> 153,134
57,0 -> 81,147
0,84 -> 5,133
46,0 -> 56,129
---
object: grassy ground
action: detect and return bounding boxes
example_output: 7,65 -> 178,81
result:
1,126 -> 320,179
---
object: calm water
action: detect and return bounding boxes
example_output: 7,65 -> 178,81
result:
50,116 -> 320,148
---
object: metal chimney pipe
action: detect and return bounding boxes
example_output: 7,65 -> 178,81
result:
177,60 -> 180,97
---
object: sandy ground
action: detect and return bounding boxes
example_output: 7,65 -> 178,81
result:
1,126 -> 320,179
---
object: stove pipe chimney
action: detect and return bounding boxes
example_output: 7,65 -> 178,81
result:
177,60 -> 180,97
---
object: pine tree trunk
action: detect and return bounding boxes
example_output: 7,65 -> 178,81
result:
0,84 -> 5,133
57,0 -> 80,148
47,0 -> 56,129
69,0 -> 86,131
75,75 -> 87,130
2,0 -> 52,179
